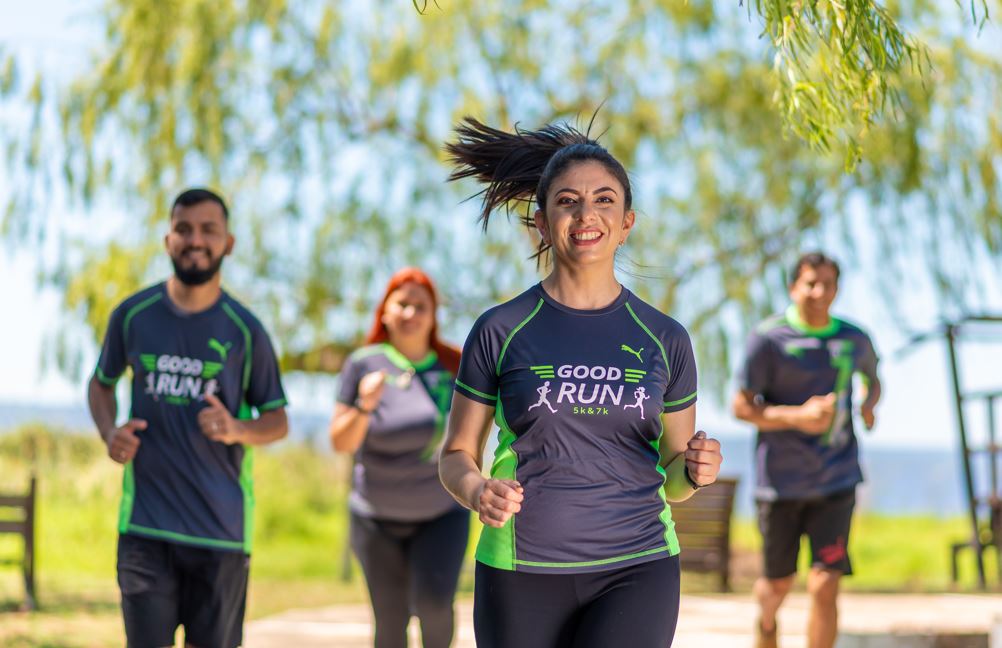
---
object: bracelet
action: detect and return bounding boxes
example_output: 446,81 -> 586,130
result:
354,398 -> 376,415
684,466 -> 703,491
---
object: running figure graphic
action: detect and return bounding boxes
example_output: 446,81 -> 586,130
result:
624,385 -> 650,419
528,381 -> 558,413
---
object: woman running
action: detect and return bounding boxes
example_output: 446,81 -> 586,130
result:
330,267 -> 468,648
439,119 -> 723,648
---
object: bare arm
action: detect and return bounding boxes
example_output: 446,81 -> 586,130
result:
329,402 -> 371,453
439,392 -> 523,528
88,375 -> 118,444
731,389 -> 835,434
197,394 -> 288,446
234,408 -> 288,445
860,376 -> 882,429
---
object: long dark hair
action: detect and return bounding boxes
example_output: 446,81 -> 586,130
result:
445,117 -> 632,260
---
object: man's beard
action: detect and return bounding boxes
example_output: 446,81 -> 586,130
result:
171,249 -> 225,286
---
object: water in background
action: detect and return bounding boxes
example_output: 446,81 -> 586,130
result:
0,401 -> 974,517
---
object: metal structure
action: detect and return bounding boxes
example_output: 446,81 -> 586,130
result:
906,316 -> 1002,589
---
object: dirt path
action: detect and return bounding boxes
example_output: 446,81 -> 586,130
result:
245,592 -> 1002,647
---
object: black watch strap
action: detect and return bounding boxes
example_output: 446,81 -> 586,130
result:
684,466 -> 703,490
354,398 -> 375,415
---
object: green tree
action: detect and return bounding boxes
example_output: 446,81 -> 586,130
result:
0,0 -> 999,390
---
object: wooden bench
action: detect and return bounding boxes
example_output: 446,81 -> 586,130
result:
672,477 -> 738,592
0,476 -> 37,610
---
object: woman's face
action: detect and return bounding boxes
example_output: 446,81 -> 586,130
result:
535,160 -> 634,271
381,281 -> 435,345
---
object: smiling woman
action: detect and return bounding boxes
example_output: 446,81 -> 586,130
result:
327,267 -> 467,648
438,118 -> 724,648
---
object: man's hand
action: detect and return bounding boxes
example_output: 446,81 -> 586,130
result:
198,393 -> 243,444
105,419 -> 146,464
796,393 -> 837,435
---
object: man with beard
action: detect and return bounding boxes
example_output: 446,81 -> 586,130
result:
87,188 -> 288,648
732,252 -> 881,648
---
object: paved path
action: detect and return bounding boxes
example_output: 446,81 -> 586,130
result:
246,593 -> 1002,647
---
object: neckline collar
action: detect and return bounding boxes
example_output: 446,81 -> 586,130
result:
785,304 -> 840,337
380,342 -> 438,372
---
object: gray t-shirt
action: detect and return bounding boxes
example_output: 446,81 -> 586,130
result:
95,283 -> 288,553
456,284 -> 698,574
337,343 -> 461,522
740,305 -> 879,501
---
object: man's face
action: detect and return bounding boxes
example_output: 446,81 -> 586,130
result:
165,201 -> 233,286
789,263 -> 838,319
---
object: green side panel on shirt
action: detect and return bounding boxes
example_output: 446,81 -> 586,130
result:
238,400 -> 255,553
118,461 -> 135,533
240,445 -> 255,554
651,420 -> 681,556
475,400 -> 518,571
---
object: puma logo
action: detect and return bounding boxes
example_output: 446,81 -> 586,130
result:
620,344 -> 644,362
208,338 -> 232,362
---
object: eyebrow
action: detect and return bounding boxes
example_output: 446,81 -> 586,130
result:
555,186 -> 619,196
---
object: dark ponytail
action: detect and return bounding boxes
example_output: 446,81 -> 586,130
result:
445,117 -> 632,260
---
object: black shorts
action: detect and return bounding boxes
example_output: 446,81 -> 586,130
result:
757,487 -> 855,579
117,533 -> 249,648
474,556 -> 680,648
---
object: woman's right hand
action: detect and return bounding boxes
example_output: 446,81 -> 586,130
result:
356,370 -> 386,412
475,479 -> 524,528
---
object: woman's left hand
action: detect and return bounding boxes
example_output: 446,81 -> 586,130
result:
684,430 -> 722,487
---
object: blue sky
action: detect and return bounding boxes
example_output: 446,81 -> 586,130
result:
2,0 -> 1001,451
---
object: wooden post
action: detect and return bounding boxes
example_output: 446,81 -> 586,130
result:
24,475 -> 36,611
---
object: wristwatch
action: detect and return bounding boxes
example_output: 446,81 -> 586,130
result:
684,466 -> 703,491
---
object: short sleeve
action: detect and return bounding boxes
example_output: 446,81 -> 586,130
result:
662,324 -> 698,412
454,311 -> 503,406
739,329 -> 775,396
336,353 -> 365,406
247,325 -> 288,413
856,333 -> 880,385
94,304 -> 128,386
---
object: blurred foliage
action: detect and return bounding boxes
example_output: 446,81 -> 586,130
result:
0,1 -> 1000,396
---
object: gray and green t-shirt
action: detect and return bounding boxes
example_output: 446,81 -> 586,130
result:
740,305 -> 879,501
95,282 -> 288,553
456,284 -> 698,575
337,343 -> 460,522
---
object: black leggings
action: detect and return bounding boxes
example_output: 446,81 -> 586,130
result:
474,556 -> 680,648
350,508 -> 469,648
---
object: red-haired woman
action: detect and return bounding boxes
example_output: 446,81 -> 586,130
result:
329,267 -> 467,648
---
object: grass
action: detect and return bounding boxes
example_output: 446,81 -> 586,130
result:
729,515 -> 995,591
0,423 -> 995,645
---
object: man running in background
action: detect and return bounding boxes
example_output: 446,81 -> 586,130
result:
732,252 -> 881,648
87,188 -> 289,648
